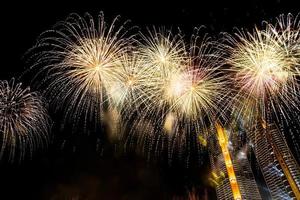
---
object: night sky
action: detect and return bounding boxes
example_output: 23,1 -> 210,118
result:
1,0 -> 299,199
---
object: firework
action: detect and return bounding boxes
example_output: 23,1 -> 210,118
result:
223,20 -> 300,125
26,12 -> 133,130
104,52 -> 159,143
266,13 -> 300,163
137,28 -> 187,111
269,13 -> 300,67
163,33 -> 229,145
121,28 -> 186,161
0,79 -> 50,162
170,50 -> 228,121
139,27 -> 186,71
106,53 -> 154,113
124,30 -> 228,163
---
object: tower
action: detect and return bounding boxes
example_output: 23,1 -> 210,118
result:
249,123 -> 300,199
208,124 -> 262,200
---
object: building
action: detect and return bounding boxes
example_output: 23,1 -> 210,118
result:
208,124 -> 262,200
249,122 -> 300,199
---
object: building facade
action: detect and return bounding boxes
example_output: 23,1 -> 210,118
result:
209,124 -> 262,200
249,123 -> 300,199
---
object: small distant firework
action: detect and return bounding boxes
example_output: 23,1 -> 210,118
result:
27,12 -> 133,129
0,79 -> 50,162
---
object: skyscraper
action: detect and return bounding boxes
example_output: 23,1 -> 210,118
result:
208,124 -> 262,200
249,122 -> 300,199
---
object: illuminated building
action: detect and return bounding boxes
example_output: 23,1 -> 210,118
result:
249,123 -> 300,199
208,124 -> 262,200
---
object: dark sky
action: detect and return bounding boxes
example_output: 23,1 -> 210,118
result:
0,0 -> 299,199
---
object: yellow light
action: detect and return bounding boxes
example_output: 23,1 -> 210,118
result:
198,135 -> 207,147
216,123 -> 242,200
163,112 -> 176,134
95,65 -> 100,71
127,77 -> 135,86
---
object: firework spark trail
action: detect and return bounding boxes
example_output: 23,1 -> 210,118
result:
26,12 -> 133,130
0,79 -> 50,162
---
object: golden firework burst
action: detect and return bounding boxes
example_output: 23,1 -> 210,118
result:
224,18 -> 300,125
27,12 -> 133,130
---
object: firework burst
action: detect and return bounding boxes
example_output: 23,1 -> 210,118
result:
139,27 -> 186,71
269,13 -> 300,67
137,28 -> 187,111
0,79 -> 50,162
123,28 -> 187,162
106,52 -> 154,113
266,13 -> 300,160
170,34 -> 228,122
104,53 -> 154,142
223,21 -> 300,125
26,12 -> 133,130
125,30 -> 228,164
